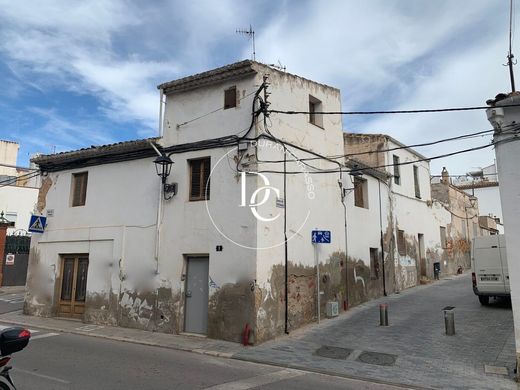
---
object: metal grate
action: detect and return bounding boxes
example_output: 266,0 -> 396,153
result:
357,351 -> 397,366
314,346 -> 352,360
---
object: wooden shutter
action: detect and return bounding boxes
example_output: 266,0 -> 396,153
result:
397,230 -> 406,255
224,87 -> 236,109
189,158 -> 211,201
354,178 -> 364,208
72,172 -> 88,207
190,160 -> 202,200
202,158 -> 210,199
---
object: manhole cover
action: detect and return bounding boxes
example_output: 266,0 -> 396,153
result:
314,345 -> 352,359
442,306 -> 455,310
357,351 -> 397,366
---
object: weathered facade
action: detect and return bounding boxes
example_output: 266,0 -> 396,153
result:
431,169 -> 481,275
25,61 -> 347,343
344,134 -> 458,292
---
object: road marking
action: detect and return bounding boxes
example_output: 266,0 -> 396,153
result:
0,325 -> 38,333
13,368 -> 71,384
31,332 -> 60,340
75,324 -> 104,332
203,369 -> 305,389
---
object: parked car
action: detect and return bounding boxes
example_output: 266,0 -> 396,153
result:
471,234 -> 510,305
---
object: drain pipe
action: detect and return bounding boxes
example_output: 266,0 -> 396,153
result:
339,170 -> 350,309
149,141 -> 164,273
378,180 -> 387,296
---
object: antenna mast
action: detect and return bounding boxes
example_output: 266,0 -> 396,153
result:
507,0 -> 517,92
236,25 -> 255,61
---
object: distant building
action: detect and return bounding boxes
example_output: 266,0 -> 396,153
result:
431,168 -> 482,273
344,133 -> 453,291
451,161 -> 503,233
0,140 -> 39,234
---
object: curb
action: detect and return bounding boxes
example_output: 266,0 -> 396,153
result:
230,354 -> 431,390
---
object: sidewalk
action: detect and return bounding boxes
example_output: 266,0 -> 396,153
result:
0,274 -> 516,390
235,274 -> 518,390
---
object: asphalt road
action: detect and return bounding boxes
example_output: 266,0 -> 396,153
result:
6,328 -> 404,390
0,292 -> 24,314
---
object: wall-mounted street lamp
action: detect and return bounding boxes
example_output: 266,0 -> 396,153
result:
154,155 -> 177,200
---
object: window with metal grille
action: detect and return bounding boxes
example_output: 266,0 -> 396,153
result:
71,172 -> 88,207
189,157 -> 211,201
369,248 -> 380,279
224,86 -> 237,109
413,165 -> 421,198
397,229 -> 406,255
393,155 -> 400,185
354,177 -> 368,208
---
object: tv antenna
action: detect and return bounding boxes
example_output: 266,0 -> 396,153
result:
236,25 -> 255,61
505,0 -> 517,92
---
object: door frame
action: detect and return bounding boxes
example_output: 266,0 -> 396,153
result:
57,254 -> 89,319
183,254 -> 209,335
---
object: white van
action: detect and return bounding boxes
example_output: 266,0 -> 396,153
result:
471,234 -> 510,305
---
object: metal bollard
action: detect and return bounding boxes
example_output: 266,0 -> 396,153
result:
379,304 -> 389,326
444,310 -> 455,335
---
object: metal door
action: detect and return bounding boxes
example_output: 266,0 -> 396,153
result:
184,257 -> 209,335
58,256 -> 89,319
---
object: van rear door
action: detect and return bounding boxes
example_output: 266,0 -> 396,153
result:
473,236 -> 505,294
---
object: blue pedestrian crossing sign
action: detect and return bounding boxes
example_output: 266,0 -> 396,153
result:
312,230 -> 331,244
28,215 -> 47,233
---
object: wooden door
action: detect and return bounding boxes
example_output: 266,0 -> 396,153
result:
59,256 -> 89,319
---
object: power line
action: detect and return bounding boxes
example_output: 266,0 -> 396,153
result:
268,103 -> 520,116
247,136 -> 520,175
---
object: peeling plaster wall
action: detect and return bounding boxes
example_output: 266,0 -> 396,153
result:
431,182 -> 481,275
344,175 -> 393,306
253,70 -> 346,342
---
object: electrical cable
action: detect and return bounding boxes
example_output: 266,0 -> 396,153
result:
268,103 -> 520,116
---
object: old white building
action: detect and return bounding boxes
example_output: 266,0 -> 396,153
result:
344,134 -> 455,291
26,61 -> 347,343
0,140 -> 39,234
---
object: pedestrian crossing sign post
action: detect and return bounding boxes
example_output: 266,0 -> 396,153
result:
28,215 -> 47,233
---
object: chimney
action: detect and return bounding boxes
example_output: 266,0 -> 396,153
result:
441,167 -> 449,185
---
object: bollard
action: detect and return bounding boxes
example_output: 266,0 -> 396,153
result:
379,303 -> 389,326
444,310 -> 455,335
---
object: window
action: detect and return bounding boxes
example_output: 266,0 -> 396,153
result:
369,248 -> 380,279
308,95 -> 323,127
5,212 -> 16,227
472,222 -> 478,238
393,155 -> 400,185
224,86 -> 237,109
189,157 -> 211,201
397,229 -> 406,255
440,226 -> 447,248
353,177 -> 368,208
413,165 -> 421,198
71,172 -> 88,207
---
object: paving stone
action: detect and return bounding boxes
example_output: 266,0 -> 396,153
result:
235,274 -> 517,389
